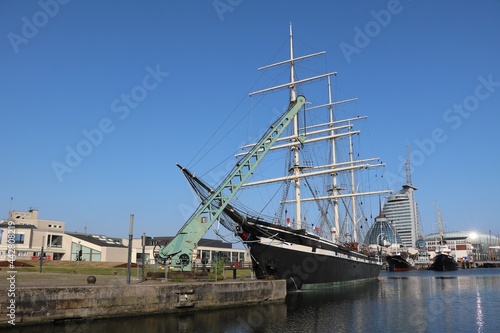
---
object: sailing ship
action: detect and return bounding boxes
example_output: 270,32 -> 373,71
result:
169,25 -> 392,290
428,204 -> 458,271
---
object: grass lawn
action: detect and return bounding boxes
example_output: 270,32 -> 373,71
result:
0,260 -> 254,286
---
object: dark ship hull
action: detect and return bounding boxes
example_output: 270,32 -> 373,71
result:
238,218 -> 382,290
386,255 -> 414,271
180,166 -> 382,291
429,253 -> 458,271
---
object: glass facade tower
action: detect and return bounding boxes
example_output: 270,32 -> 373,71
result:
382,184 -> 421,249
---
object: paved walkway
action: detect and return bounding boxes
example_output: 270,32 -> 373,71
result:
0,271 -> 149,287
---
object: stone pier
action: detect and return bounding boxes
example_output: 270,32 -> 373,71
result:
0,280 -> 286,327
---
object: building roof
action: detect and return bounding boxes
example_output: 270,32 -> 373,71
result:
65,233 -> 232,249
152,236 -> 233,249
0,222 -> 37,229
424,231 -> 500,246
363,215 -> 404,246
66,232 -> 126,248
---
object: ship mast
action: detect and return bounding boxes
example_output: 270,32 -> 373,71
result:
348,121 -> 358,242
248,25 -> 390,236
289,23 -> 297,102
436,202 -> 444,246
289,23 -> 302,230
249,23 -> 333,230
328,75 -> 340,241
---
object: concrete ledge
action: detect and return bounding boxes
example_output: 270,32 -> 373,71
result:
0,280 -> 286,327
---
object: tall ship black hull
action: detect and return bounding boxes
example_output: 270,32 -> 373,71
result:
158,26 -> 390,291
239,218 -> 382,290
386,255 -> 414,271
429,253 -> 458,271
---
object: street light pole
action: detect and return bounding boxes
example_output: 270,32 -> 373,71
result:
141,232 -> 146,282
127,214 -> 134,284
39,236 -> 45,273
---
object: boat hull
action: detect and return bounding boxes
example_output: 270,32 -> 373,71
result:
241,220 -> 382,290
429,254 -> 458,271
386,255 -> 415,272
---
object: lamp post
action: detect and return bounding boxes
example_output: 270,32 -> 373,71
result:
39,236 -> 45,273
141,232 -> 146,282
127,214 -> 134,284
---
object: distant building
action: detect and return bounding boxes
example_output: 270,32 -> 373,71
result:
151,236 -> 249,266
382,184 -> 422,249
382,149 -> 423,250
363,214 -> 405,255
425,231 -> 500,261
65,232 -> 127,262
125,236 -> 250,267
0,208 -> 250,265
0,209 -> 65,260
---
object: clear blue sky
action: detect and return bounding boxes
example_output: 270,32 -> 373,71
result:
1,1 -> 499,239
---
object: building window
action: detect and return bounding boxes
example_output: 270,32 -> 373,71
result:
71,242 -> 101,262
47,234 -> 63,248
15,234 -> 25,244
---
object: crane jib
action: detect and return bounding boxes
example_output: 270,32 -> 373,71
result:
158,96 -> 306,270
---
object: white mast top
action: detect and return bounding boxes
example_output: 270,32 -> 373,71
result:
247,25 -> 390,236
289,23 -> 296,102
249,23 -> 335,97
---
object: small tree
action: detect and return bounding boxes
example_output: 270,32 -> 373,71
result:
210,259 -> 225,281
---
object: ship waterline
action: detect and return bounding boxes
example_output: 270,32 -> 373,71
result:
248,231 -> 382,290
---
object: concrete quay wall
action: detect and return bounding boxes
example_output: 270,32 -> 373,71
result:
0,280 -> 286,327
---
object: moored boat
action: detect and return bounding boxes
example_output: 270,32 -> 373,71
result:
386,254 -> 415,271
428,204 -> 458,271
429,253 -> 458,271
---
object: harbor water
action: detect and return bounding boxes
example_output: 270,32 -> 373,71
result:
11,268 -> 500,333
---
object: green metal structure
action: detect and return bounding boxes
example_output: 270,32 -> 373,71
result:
158,95 -> 306,270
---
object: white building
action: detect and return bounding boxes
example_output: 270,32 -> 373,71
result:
1,209 -> 250,266
126,236 -> 251,266
425,231 -> 500,261
65,232 -> 127,262
0,209 -> 65,261
382,184 -> 422,249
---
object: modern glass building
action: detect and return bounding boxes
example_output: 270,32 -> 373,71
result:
382,184 -> 422,249
363,214 -> 404,253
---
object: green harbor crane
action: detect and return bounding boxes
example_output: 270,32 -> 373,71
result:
157,95 -> 306,270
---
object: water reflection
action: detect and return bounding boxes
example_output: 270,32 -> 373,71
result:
476,285 -> 484,332
284,280 -> 381,333
9,269 -> 500,333
8,302 -> 287,333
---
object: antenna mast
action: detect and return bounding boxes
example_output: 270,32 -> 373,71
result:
405,145 -> 412,185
